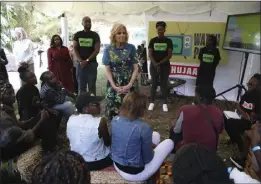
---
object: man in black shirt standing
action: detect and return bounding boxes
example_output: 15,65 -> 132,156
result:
73,16 -> 101,95
196,35 -> 221,87
148,21 -> 173,112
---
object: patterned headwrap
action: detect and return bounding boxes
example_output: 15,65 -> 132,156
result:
0,79 -> 13,100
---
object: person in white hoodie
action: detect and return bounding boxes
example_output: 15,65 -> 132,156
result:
13,27 -> 34,84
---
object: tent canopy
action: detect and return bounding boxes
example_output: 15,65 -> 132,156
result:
3,1 -> 261,26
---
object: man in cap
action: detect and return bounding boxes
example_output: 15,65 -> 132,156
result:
67,92 -> 112,171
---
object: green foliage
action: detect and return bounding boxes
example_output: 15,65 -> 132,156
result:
1,3 -> 60,51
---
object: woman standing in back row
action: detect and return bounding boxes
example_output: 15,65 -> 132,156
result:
102,24 -> 139,120
196,35 -> 221,87
148,21 -> 173,112
47,35 -> 75,93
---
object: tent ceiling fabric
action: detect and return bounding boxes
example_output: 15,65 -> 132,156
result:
3,1 -> 260,26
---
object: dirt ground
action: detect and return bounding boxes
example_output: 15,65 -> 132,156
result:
143,94 -> 237,166
56,93 -> 237,168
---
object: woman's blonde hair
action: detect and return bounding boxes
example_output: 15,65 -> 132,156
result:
110,24 -> 129,44
120,91 -> 147,120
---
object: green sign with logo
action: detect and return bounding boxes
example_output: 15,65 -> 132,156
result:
154,43 -> 167,51
79,38 -> 93,47
202,54 -> 214,63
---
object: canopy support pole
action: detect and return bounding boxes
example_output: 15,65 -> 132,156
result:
60,13 -> 69,47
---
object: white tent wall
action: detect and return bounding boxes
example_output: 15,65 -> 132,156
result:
145,9 -> 260,102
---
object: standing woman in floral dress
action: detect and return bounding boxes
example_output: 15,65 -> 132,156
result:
102,24 -> 139,120
47,35 -> 75,93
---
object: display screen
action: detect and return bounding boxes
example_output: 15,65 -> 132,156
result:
167,36 -> 183,54
223,13 -> 260,54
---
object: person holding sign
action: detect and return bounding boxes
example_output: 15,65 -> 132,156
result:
148,21 -> 173,112
196,35 -> 221,87
73,16 -> 101,95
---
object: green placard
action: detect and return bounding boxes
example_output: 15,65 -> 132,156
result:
154,43 -> 167,51
202,54 -> 214,63
79,38 -> 93,47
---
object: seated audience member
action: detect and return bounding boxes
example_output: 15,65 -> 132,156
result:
0,48 -> 9,81
111,92 -> 174,182
0,81 -> 53,161
225,74 -> 261,166
172,143 -> 259,184
169,85 -> 223,152
67,92 -> 112,171
32,150 -> 90,184
244,124 -> 261,179
39,71 -> 76,118
16,66 -> 61,120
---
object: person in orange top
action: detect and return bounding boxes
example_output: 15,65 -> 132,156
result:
47,35 -> 75,93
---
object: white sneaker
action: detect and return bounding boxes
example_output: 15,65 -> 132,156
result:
163,104 -> 168,112
148,103 -> 155,111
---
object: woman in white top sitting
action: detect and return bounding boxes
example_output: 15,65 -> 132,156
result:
13,27 -> 34,84
67,92 -> 112,171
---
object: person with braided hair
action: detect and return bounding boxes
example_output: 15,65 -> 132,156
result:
0,80 -> 55,161
32,150 -> 91,184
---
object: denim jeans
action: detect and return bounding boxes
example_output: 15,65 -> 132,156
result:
76,61 -> 98,95
53,99 -> 76,118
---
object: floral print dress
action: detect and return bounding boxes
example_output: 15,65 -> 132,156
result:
102,43 -> 138,120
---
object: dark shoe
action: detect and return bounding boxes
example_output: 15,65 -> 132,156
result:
229,156 -> 246,170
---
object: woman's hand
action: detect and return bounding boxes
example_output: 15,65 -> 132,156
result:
241,112 -> 251,121
122,83 -> 132,93
250,112 -> 258,122
112,85 -> 123,94
40,110 -> 49,120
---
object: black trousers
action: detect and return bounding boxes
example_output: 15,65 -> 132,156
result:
85,155 -> 112,171
150,63 -> 170,103
72,66 -> 78,94
224,116 -> 252,152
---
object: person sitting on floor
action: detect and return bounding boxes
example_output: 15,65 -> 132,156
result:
225,74 -> 261,168
169,85 -> 223,152
172,143 -> 259,184
32,150 -> 91,184
111,91 -> 174,182
0,81 -> 52,161
16,65 -> 62,121
39,71 -> 76,119
67,92 -> 112,171
243,124 -> 261,180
